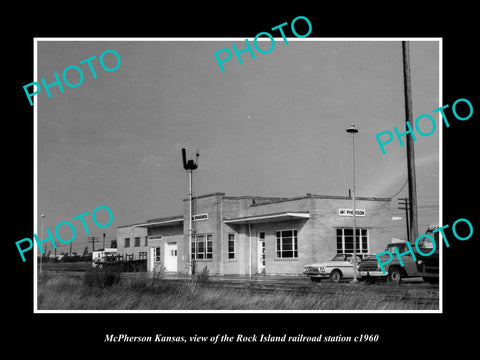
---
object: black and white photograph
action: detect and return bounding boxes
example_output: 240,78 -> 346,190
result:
33,38 -> 440,312
6,5 -> 478,354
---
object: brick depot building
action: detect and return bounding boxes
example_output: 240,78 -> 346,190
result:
116,192 -> 392,275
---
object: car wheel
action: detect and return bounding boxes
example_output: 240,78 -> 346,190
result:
387,267 -> 402,284
310,277 -> 321,283
329,270 -> 342,283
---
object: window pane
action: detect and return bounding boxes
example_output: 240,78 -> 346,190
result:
344,236 -> 353,247
283,250 -> 293,258
282,230 -> 293,237
344,229 -> 353,236
337,228 -> 342,236
337,238 -> 343,252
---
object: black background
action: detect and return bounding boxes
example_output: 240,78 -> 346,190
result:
6,4 -> 478,354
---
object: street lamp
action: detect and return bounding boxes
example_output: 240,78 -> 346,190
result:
346,124 -> 359,283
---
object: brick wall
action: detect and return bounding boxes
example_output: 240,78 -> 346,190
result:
118,193 -> 391,276
116,225 -> 148,261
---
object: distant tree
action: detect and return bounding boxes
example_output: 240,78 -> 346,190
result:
83,246 -> 89,257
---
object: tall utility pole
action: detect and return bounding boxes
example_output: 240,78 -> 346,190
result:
398,197 -> 410,243
346,124 -> 359,283
182,148 -> 199,276
88,236 -> 99,252
402,41 -> 419,243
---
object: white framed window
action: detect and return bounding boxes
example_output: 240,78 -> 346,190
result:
336,228 -> 369,254
206,235 -> 213,259
124,238 -> 130,248
192,234 -> 213,260
275,229 -> 298,259
228,233 -> 235,259
134,237 -> 140,247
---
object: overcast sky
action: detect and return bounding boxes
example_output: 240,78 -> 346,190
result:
36,39 -> 439,255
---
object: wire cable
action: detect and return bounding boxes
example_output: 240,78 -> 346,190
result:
386,178 -> 408,199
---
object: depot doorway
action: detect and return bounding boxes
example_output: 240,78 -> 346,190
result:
257,232 -> 265,274
164,242 -> 178,272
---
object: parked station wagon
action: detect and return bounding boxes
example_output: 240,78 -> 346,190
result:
303,253 -> 363,283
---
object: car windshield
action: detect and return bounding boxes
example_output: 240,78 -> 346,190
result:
417,238 -> 435,249
332,254 -> 346,261
332,254 -> 355,261
362,255 -> 377,261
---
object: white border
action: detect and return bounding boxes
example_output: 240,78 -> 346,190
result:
34,37 -> 442,314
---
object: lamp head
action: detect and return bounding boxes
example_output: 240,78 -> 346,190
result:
346,124 -> 358,134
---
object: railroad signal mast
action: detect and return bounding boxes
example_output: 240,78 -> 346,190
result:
182,148 -> 199,276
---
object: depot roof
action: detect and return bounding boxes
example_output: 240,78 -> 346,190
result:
133,215 -> 184,228
223,211 -> 310,224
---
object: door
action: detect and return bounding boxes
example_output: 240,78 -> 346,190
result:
164,242 -> 178,272
150,246 -> 161,272
257,232 -> 265,274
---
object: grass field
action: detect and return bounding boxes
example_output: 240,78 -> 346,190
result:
37,270 -> 439,311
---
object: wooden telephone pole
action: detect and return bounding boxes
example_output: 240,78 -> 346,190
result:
88,236 -> 99,252
402,41 -> 419,243
398,197 -> 410,243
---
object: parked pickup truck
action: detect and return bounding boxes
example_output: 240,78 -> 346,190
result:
358,225 -> 439,284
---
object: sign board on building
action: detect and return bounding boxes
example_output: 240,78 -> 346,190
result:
338,209 -> 366,216
192,213 -> 208,221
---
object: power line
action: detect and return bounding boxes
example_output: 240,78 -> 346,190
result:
386,178 -> 408,199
